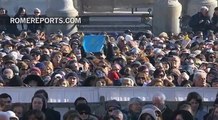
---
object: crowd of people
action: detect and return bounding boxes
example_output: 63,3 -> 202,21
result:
0,90 -> 217,120
0,6 -> 217,87
0,3 -> 218,120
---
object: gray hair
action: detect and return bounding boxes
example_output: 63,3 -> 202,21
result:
112,109 -> 123,120
152,92 -> 166,103
193,70 -> 207,82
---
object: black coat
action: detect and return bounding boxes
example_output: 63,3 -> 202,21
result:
7,75 -> 23,86
189,12 -> 211,33
44,108 -> 61,120
162,105 -> 173,120
0,14 -> 17,35
28,15 -> 46,33
211,13 -> 218,33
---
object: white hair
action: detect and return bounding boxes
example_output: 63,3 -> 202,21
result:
152,92 -> 166,103
112,109 -> 123,120
193,70 -> 207,82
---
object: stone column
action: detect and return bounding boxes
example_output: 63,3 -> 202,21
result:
46,0 -> 78,35
153,0 -> 182,35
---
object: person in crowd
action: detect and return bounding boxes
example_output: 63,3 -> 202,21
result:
192,70 -> 209,87
211,7 -> 218,33
111,109 -> 124,120
34,89 -> 61,120
152,92 -> 173,120
127,97 -> 142,120
104,100 -> 122,120
23,109 -> 46,120
6,111 -> 19,120
28,8 -> 45,33
14,7 -> 28,34
138,104 -> 163,120
11,103 -> 25,120
75,103 -> 98,120
0,8 -> 15,35
176,101 -> 193,116
171,110 -> 194,120
27,94 -> 60,120
0,93 -> 12,110
74,97 -> 88,108
186,92 -> 208,120
189,6 -> 211,37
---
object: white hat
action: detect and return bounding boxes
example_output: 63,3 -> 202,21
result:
201,6 -> 209,11
138,106 -> 161,120
125,35 -> 133,42
34,8 -> 41,13
6,111 -> 19,120
54,74 -> 63,79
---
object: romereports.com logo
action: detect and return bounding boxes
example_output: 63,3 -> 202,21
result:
10,17 -> 81,24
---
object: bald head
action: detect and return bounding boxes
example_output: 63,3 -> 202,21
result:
2,68 -> 14,80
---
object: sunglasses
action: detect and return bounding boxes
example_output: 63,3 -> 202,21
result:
137,77 -> 145,80
21,68 -> 28,71
79,112 -> 88,115
108,108 -> 117,112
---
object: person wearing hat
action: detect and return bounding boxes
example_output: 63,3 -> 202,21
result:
65,72 -> 79,87
1,40 -> 14,54
138,104 -> 163,120
127,97 -> 142,120
104,100 -> 122,120
23,75 -> 44,86
6,111 -> 19,120
124,30 -> 133,42
76,103 -> 98,120
30,49 -> 41,61
3,54 -> 16,68
28,8 -> 45,33
189,6 -> 211,37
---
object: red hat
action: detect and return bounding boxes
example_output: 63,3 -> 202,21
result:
30,67 -> 41,76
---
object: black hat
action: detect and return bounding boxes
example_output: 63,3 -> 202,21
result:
23,75 -> 44,86
2,40 -> 14,47
65,72 -> 78,79
79,58 -> 89,64
39,54 -> 50,62
124,29 -> 132,34
76,104 -> 91,114
22,55 -> 33,61
30,49 -> 41,55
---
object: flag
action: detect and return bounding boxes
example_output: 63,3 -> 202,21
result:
83,35 -> 105,53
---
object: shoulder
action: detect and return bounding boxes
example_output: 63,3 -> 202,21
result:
46,108 -> 61,115
89,114 -> 99,120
